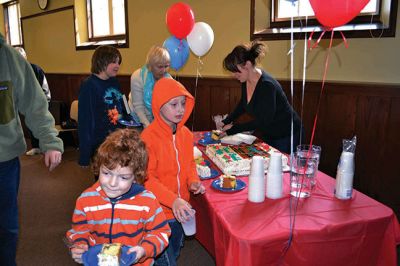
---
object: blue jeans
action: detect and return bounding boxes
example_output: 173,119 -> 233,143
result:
154,219 -> 184,266
0,157 -> 20,266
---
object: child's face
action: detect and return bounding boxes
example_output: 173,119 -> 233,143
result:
103,60 -> 120,79
160,95 -> 186,127
99,164 -> 134,198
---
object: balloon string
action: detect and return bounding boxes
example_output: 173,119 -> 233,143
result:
191,56 -> 203,132
281,30 -> 334,264
280,14 -> 295,265
309,30 -> 334,148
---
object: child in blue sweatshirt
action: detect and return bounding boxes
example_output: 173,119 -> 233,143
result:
78,45 -> 125,169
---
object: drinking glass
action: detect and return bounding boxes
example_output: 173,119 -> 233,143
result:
290,150 -> 318,198
296,144 -> 321,186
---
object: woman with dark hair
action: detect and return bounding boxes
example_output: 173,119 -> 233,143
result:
220,41 -> 303,154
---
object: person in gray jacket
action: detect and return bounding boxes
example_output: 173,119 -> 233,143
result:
0,34 -> 63,266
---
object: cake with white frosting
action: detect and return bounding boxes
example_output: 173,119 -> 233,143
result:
205,143 -> 288,176
196,164 -> 211,178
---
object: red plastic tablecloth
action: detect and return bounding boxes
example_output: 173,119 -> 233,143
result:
191,132 -> 400,266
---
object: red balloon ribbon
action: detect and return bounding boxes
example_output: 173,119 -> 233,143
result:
308,30 -> 348,50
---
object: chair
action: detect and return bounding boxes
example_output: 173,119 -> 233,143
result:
52,100 -> 78,147
54,100 -> 78,132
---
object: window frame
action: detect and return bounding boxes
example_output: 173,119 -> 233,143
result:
250,0 -> 398,41
2,0 -> 23,47
86,0 -> 127,42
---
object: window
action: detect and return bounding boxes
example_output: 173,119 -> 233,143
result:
274,0 -> 379,22
74,0 -> 128,50
87,0 -> 126,41
251,0 -> 398,40
3,1 -> 23,46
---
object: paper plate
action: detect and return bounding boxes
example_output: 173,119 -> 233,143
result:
118,119 -> 141,127
82,244 -> 137,266
211,179 -> 246,193
198,138 -> 220,146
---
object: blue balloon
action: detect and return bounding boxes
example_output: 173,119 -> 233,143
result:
163,36 -> 189,71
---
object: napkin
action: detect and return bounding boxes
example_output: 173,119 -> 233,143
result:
193,146 -> 202,159
220,133 -> 257,145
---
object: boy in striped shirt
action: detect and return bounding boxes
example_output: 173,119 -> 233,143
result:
66,129 -> 170,265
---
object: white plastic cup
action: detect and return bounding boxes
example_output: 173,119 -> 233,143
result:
268,152 -> 283,175
181,210 -> 196,236
266,152 -> 283,199
248,156 -> 266,203
250,156 -> 265,176
335,152 -> 355,200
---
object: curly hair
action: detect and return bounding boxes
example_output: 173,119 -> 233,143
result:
91,45 -> 122,74
92,129 -> 148,185
223,41 -> 266,73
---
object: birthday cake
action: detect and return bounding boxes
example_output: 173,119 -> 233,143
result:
205,143 -> 288,176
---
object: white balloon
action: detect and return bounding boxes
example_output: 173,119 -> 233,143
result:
187,22 -> 214,57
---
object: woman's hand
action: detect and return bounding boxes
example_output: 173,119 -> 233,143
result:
172,198 -> 193,223
189,182 -> 205,195
70,244 -> 88,264
222,123 -> 233,132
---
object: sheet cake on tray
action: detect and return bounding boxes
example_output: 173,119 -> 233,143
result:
205,143 -> 288,176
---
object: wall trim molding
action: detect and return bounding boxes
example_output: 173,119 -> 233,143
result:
21,5 -> 74,20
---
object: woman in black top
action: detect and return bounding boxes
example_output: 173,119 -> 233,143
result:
221,41 -> 303,154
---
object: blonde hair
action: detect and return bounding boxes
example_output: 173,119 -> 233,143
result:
146,45 -> 170,71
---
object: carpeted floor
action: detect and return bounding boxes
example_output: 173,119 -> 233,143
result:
16,145 -> 215,266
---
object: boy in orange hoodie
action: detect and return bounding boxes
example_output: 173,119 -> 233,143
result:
141,78 -> 205,265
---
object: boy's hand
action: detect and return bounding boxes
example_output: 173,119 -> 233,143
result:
189,182 -> 205,194
70,244 -> 88,264
172,198 -> 193,223
128,245 -> 145,262
44,150 -> 62,171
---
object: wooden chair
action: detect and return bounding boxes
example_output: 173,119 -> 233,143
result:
52,100 -> 78,147
54,100 -> 78,132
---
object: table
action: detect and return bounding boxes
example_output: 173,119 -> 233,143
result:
191,133 -> 400,266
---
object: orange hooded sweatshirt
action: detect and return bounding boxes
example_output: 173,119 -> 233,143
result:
141,78 -> 200,220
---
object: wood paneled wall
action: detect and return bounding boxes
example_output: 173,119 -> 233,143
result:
46,73 -> 400,217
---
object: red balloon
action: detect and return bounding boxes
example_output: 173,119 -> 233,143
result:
166,2 -> 195,39
309,0 -> 370,28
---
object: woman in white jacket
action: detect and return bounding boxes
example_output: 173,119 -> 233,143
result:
129,46 -> 171,128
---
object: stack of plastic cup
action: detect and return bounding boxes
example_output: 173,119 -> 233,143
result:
335,151 -> 355,200
248,156 -> 266,203
266,152 -> 283,199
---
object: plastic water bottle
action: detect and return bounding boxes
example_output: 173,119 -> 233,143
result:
334,151 -> 355,200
